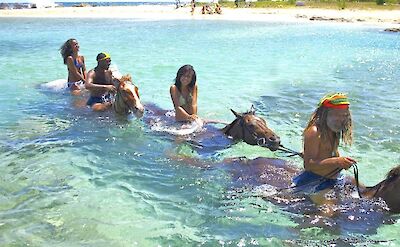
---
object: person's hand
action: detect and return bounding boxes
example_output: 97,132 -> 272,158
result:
106,85 -> 116,93
187,114 -> 198,122
336,157 -> 357,170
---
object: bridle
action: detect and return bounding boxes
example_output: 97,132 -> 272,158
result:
225,114 -> 276,150
113,82 -> 140,115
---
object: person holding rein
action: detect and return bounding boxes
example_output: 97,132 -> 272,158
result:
293,93 -> 357,193
170,65 -> 198,122
85,52 -> 116,111
60,38 -> 87,95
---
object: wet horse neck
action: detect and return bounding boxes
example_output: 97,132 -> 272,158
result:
113,90 -> 130,115
361,182 -> 384,199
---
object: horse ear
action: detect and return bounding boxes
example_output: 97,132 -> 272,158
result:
135,86 -> 140,99
231,109 -> 242,118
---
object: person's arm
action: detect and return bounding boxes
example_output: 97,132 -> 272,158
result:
303,126 -> 355,174
81,56 -> 87,80
189,84 -> 198,115
66,56 -> 86,82
85,70 -> 115,93
170,85 -> 196,122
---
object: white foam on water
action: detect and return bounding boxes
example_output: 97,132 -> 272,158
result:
150,111 -> 204,136
40,78 -> 68,92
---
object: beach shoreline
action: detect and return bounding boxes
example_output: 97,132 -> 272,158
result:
1,5 -> 400,28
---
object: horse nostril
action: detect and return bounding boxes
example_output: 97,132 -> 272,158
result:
269,136 -> 280,144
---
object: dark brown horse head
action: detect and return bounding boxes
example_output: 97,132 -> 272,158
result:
113,74 -> 144,118
372,165 -> 400,213
221,106 -> 280,151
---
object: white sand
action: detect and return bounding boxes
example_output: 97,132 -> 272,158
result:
1,5 -> 399,28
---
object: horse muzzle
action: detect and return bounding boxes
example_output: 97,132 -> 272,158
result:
132,105 -> 144,118
257,136 -> 281,151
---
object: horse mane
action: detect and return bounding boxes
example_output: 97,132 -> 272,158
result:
386,165 -> 400,182
119,74 -> 132,84
221,118 -> 238,134
221,108 -> 255,135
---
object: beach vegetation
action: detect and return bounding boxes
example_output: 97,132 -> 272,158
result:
218,0 -> 400,10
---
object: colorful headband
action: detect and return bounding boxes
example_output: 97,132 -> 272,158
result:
97,52 -> 111,61
318,93 -> 350,109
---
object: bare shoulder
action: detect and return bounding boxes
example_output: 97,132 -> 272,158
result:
87,69 -> 95,77
304,125 -> 319,140
66,55 -> 74,63
170,84 -> 178,93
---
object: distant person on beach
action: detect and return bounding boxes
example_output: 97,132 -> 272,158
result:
214,3 -> 222,14
190,0 -> 195,15
292,93 -> 356,211
60,38 -> 87,95
170,65 -> 198,122
85,52 -> 116,111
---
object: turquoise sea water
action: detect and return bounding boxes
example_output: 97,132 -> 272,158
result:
0,17 -> 399,246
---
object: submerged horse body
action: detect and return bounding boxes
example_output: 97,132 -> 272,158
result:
143,104 -> 281,154
220,157 -> 400,233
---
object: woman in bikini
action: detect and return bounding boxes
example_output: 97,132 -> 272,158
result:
60,38 -> 87,95
170,65 -> 198,122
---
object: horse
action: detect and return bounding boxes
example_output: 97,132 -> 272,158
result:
221,107 -> 281,151
218,157 -> 400,234
143,104 -> 281,154
113,74 -> 144,118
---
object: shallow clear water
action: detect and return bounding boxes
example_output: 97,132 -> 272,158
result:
0,17 -> 399,246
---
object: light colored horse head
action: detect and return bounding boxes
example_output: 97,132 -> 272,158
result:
113,74 -> 144,118
221,106 -> 281,151
370,165 -> 400,213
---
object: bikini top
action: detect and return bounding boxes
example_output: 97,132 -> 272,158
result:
74,57 -> 84,69
179,92 -> 193,107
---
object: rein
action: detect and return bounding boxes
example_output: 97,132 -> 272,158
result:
277,144 -> 303,158
352,163 -> 362,198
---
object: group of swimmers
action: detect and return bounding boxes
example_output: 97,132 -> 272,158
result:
60,38 -> 357,202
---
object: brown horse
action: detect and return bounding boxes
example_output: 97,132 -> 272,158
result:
218,157 -> 400,234
221,107 -> 281,151
143,104 -> 281,153
362,165 -> 400,213
224,157 -> 400,214
113,75 -> 144,118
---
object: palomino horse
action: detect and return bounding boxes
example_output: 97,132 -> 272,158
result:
221,157 -> 400,233
113,75 -> 144,118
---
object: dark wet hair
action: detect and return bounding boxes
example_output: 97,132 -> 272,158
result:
60,38 -> 75,65
174,64 -> 196,92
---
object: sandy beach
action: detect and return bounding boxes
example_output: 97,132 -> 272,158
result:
1,5 -> 400,28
